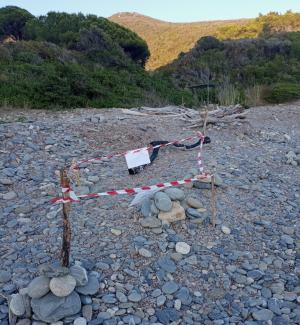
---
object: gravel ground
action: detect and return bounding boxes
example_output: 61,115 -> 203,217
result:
0,102 -> 299,325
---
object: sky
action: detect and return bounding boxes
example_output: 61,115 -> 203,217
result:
1,0 -> 300,22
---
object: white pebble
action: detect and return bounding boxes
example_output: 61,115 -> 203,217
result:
175,242 -> 191,255
221,225 -> 231,235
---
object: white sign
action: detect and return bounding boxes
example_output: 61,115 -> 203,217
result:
130,188 -> 160,207
125,148 -> 151,169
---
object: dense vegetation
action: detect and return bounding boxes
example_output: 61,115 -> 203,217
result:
0,6 -> 193,109
0,6 -> 300,109
159,31 -> 300,105
110,12 -> 250,70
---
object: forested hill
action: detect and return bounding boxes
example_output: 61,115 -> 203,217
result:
110,11 -> 300,70
0,6 -> 192,109
109,12 -> 250,70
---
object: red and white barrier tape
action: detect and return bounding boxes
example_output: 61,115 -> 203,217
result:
76,133 -> 204,166
52,173 -> 211,204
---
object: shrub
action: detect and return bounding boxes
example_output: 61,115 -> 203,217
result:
265,83 -> 300,103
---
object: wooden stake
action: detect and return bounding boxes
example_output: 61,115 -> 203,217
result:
60,169 -> 71,267
211,175 -> 217,227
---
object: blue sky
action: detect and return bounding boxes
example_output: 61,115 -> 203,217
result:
1,0 -> 300,22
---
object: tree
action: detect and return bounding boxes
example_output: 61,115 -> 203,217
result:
0,6 -> 33,40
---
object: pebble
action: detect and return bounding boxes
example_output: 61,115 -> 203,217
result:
27,276 -> 50,299
128,291 -> 142,302
221,225 -> 231,235
138,248 -> 152,258
50,275 -> 76,297
164,188 -> 185,201
157,295 -> 166,306
186,197 -> 203,209
3,191 -> 17,200
252,309 -> 274,321
70,265 -> 88,286
74,317 -> 87,325
154,192 -> 172,212
174,299 -> 181,310
162,281 -> 179,295
82,304 -> 93,321
140,217 -> 161,228
111,228 -> 122,236
0,270 -> 11,283
175,242 -> 191,255
76,275 -> 99,295
10,294 -> 25,316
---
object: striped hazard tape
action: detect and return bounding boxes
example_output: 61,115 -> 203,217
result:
76,133 -> 205,166
52,173 -> 211,204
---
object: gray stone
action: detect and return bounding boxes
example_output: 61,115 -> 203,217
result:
116,291 -> 127,303
247,270 -> 264,281
10,294 -> 25,316
162,281 -> 179,295
175,242 -> 191,255
128,291 -> 142,302
186,208 -> 203,219
31,291 -> 81,323
82,304 -> 93,321
252,309 -> 274,321
175,287 -> 192,305
74,317 -> 87,325
76,276 -> 99,295
27,276 -> 50,299
154,192 -> 172,212
70,265 -> 88,286
157,295 -> 166,306
141,199 -> 152,218
140,217 -> 161,228
158,256 -> 177,273
50,275 -> 76,297
138,248 -> 152,258
186,197 -> 203,209
164,188 -> 185,201
102,294 -> 117,304
0,270 -> 11,283
3,191 -> 17,200
270,282 -> 285,294
155,308 -> 180,324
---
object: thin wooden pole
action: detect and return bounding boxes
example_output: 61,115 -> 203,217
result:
211,175 -> 216,227
60,168 -> 71,267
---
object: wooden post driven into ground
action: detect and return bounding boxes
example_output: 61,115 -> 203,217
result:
60,169 -> 71,267
211,175 -> 216,227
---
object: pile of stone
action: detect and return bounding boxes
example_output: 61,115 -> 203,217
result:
139,174 -> 223,232
9,263 -> 100,324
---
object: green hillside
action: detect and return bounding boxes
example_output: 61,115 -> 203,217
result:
0,6 -> 193,109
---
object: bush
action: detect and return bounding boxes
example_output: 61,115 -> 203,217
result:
265,83 -> 300,103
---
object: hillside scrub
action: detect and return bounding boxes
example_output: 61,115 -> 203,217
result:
0,7 -> 193,109
158,31 -> 300,105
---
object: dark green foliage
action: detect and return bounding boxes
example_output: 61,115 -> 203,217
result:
265,83 -> 300,103
0,6 -> 33,40
159,31 -> 300,105
0,40 -> 193,109
24,11 -> 150,66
